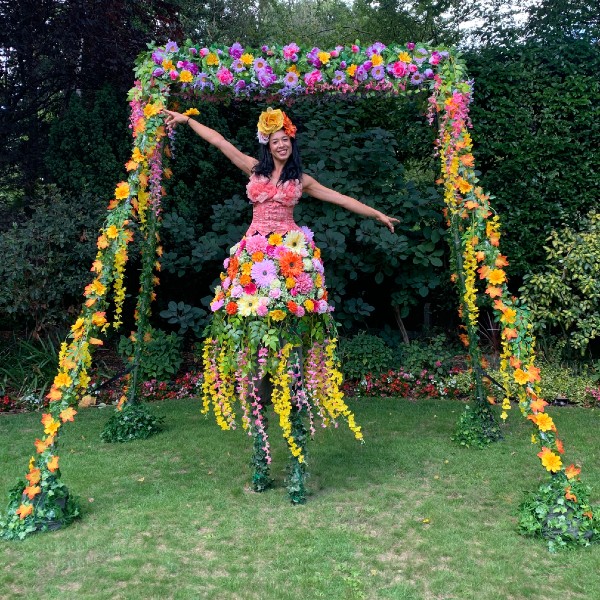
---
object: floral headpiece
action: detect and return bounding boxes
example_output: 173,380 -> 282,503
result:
257,107 -> 297,144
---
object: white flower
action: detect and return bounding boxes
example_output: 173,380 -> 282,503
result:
302,258 -> 313,272
283,230 -> 306,253
237,294 -> 259,316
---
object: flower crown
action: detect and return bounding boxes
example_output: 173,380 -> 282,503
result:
257,107 -> 297,144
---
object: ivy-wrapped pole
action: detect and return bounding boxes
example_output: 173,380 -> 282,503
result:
127,145 -> 163,405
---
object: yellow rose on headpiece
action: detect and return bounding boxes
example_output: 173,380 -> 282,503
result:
257,107 -> 285,136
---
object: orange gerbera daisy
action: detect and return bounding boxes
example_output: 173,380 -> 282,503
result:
279,250 -> 303,277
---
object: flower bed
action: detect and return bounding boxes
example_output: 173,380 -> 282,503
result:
342,367 -> 466,400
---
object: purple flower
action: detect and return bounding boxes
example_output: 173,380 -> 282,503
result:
196,73 -> 214,91
231,285 -> 243,298
355,66 -> 369,82
371,65 -> 385,80
176,60 -> 198,75
406,42 -> 415,51
366,42 -> 386,57
300,226 -> 314,242
251,260 -> 277,287
234,80 -> 247,94
306,47 -> 321,67
424,68 -> 434,79
152,50 -> 165,65
258,69 -> 277,88
410,72 -> 425,85
229,42 -> 244,58
210,298 -> 224,312
152,68 -> 165,77
332,70 -> 346,85
165,41 -> 179,53
231,59 -> 245,73
284,71 -> 299,87
340,60 -> 347,69
261,45 -> 269,53
417,47 -> 428,55
312,258 -> 324,273
253,57 -> 268,72
188,47 -> 198,55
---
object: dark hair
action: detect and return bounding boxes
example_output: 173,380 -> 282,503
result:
252,136 -> 303,184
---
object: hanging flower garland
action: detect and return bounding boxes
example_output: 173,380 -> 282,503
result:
431,73 -> 597,546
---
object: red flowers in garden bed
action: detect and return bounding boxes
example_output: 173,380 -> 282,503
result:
342,368 -> 465,400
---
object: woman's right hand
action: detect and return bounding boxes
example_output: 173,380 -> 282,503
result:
162,109 -> 189,127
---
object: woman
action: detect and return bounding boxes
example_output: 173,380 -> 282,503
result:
163,107 -> 399,503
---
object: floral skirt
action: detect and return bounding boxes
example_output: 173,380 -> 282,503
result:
202,227 -> 363,463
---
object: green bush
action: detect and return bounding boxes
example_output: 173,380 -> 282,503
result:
0,334 -> 61,406
520,210 -> 600,357
118,327 -> 183,382
0,186 -> 104,332
397,334 -> 460,375
484,363 -> 598,406
100,403 -> 165,443
340,332 -> 394,380
538,364 -> 598,406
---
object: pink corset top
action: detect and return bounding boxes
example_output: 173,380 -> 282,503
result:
245,174 -> 303,236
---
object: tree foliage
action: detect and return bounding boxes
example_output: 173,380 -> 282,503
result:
466,37 -> 600,277
0,0 -> 184,200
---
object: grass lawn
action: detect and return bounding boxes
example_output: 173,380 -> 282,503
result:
1,397 -> 599,600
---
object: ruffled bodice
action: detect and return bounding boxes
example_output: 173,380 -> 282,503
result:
246,174 -> 303,236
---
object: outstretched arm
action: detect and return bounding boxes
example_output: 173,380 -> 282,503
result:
302,174 -> 400,233
162,109 -> 257,175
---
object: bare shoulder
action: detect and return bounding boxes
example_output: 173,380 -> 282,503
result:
301,173 -> 318,190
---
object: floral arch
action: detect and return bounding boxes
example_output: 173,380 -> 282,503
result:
1,40 -> 596,547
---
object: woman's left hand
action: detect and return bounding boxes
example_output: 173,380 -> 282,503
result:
377,213 -> 401,233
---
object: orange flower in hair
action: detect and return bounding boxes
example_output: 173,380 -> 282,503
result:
283,113 -> 297,138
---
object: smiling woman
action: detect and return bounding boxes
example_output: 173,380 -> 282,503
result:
162,104 -> 398,502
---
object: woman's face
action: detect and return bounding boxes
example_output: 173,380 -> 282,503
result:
269,130 -> 292,163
